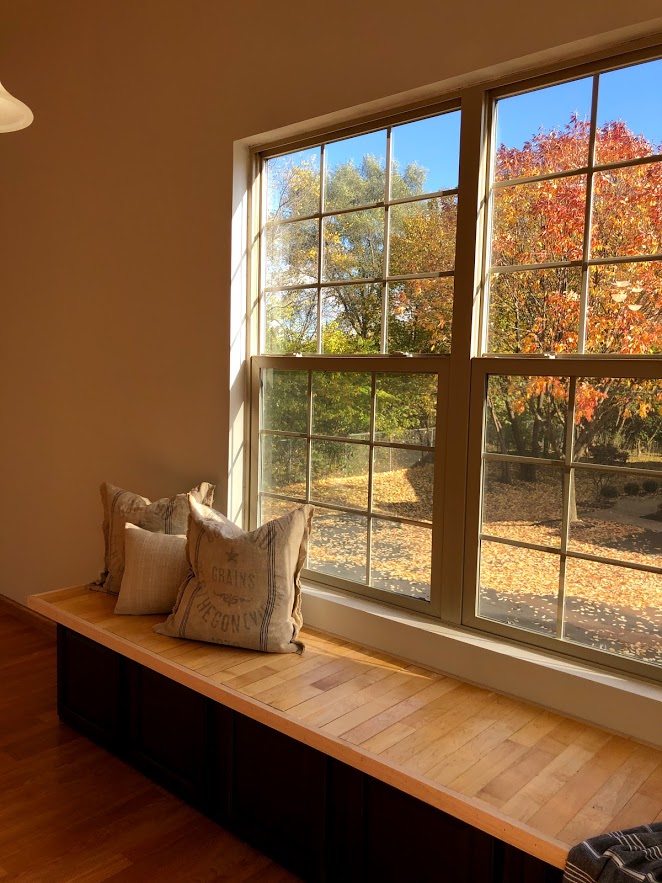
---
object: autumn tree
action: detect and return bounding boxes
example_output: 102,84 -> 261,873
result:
266,153 -> 437,353
486,115 -> 662,476
264,153 -> 440,476
264,117 -> 662,491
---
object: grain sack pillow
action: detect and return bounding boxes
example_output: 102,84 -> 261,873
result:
114,524 -> 190,615
90,480 -> 215,595
155,496 -> 313,654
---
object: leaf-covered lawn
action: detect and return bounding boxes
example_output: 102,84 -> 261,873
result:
265,463 -> 662,663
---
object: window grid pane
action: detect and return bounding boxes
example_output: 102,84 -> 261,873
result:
478,58 -> 662,672
261,109 -> 461,356
486,59 -> 662,358
478,372 -> 662,667
258,368 -> 438,602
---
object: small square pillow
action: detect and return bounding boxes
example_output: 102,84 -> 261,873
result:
114,524 -> 190,615
91,480 -> 215,595
154,496 -> 313,654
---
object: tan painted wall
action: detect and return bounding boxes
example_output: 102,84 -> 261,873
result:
1,0 -> 661,604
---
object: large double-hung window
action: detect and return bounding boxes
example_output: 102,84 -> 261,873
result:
251,106 -> 461,615
249,47 -> 662,678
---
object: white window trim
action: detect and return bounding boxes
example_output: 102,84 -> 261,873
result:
229,29 -> 662,745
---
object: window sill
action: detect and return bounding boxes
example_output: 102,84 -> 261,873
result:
301,582 -> 662,748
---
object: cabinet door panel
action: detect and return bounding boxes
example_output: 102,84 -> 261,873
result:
57,626 -> 123,750
230,714 -> 326,881
364,778 -> 495,882
127,663 -> 211,810
498,844 -> 564,883
326,760 -> 366,883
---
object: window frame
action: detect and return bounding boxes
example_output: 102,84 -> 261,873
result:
463,49 -> 662,680
250,99 -> 471,617
463,355 -> 662,681
249,354 -> 449,617
480,58 -> 662,358
246,40 -> 662,683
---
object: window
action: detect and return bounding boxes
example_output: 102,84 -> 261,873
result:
256,366 -> 443,608
469,57 -> 662,674
252,107 -> 460,614
250,48 -> 662,678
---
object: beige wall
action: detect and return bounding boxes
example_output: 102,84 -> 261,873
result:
1,0 -> 661,605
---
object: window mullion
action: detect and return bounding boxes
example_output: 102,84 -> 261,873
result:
440,85 -> 486,624
556,376 -> 577,639
381,127 -> 393,354
317,145 -> 326,354
479,96 -> 498,358
577,74 -> 600,355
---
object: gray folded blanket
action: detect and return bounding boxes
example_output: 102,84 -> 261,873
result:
563,823 -> 662,882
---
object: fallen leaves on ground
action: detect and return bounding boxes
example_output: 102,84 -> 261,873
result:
264,463 -> 662,661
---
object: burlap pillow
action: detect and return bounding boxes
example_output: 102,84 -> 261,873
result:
154,497 -> 313,653
114,524 -> 190,615
91,480 -> 215,595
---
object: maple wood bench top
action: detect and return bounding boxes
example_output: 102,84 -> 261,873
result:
28,585 -> 662,870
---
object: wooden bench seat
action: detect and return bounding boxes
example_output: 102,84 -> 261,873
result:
29,585 -> 662,876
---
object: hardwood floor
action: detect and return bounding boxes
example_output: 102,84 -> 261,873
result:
0,611 -> 300,882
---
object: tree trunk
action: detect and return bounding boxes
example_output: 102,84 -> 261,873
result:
568,473 -> 579,523
506,406 -> 536,482
487,396 -> 512,484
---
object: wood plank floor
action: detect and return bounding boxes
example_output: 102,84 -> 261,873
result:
0,610 -> 299,882
29,586 -> 662,871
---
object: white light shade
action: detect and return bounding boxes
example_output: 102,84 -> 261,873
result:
0,80 -> 33,133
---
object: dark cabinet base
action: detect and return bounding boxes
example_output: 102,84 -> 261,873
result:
127,665 -> 213,811
57,626 -> 563,883
365,778 -> 495,881
228,713 -> 327,880
57,626 -> 124,750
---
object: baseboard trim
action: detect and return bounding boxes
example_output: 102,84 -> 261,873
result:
0,593 -> 56,636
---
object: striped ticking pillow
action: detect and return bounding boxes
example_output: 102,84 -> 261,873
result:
154,496 -> 313,654
90,480 -> 215,595
114,524 -> 190,615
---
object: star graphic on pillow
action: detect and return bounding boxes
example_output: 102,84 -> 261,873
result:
226,547 -> 239,564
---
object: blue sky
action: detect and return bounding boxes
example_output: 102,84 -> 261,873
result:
268,57 -> 662,209
497,59 -> 662,152
324,113 -> 462,194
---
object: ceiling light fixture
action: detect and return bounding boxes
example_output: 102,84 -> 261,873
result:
0,81 -> 33,132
